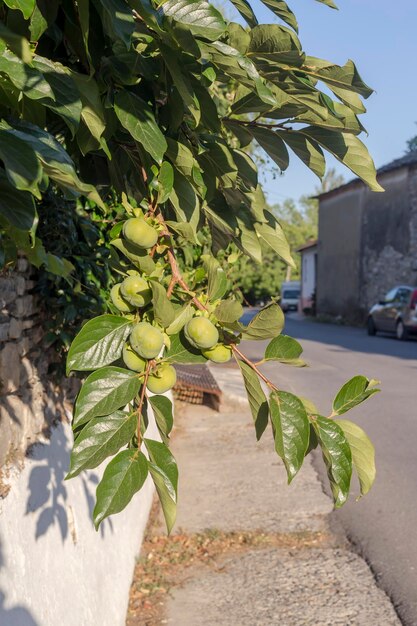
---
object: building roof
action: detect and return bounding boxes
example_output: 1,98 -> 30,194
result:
317,151 -> 417,201
296,239 -> 318,253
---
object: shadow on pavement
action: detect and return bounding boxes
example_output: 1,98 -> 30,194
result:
284,316 -> 417,361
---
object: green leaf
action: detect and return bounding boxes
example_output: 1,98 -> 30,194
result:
165,304 -> 194,336
249,126 -> 289,171
205,257 -> 228,301
260,0 -> 298,32
149,395 -> 174,445
248,23 -> 303,67
159,0 -> 227,42
0,22 -> 32,62
114,91 -> 167,164
255,211 -> 295,267
67,315 -> 132,374
301,128 -> 384,192
0,50 -> 55,101
264,335 -> 303,363
302,57 -> 372,99
3,0 -> 35,19
241,302 -> 284,340
157,161 -> 174,204
0,126 -> 41,196
169,171 -> 199,233
145,438 -> 178,533
269,391 -> 310,482
72,73 -> 106,154
101,0 -> 135,48
32,56 -> 82,136
66,410 -> 137,478
111,238 -> 156,274
334,419 -> 375,496
314,415 -> 352,508
0,169 -> 37,232
166,138 -> 195,178
238,360 -> 269,440
332,375 -> 380,415
73,367 -> 141,428
280,131 -> 325,179
150,282 -> 176,328
165,332 -> 208,364
214,298 -> 243,324
315,0 -> 337,7
93,450 -> 148,529
229,0 -> 258,28
7,119 -> 103,205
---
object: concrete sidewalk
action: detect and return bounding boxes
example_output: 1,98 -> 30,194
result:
128,363 -> 401,625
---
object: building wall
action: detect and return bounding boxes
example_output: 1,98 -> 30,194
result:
300,248 -> 317,311
360,166 -> 417,311
0,262 -> 157,625
317,185 -> 364,321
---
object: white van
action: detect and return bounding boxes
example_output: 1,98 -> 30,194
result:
280,281 -> 301,312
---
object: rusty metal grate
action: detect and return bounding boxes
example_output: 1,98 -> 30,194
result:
173,364 -> 222,409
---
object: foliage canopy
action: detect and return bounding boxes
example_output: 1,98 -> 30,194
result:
0,0 -> 381,530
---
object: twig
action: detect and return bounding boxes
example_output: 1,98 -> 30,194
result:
137,362 -> 151,446
232,345 -> 278,391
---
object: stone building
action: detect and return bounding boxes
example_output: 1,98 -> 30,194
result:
316,152 -> 417,323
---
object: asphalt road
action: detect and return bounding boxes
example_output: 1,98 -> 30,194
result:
241,312 -> 417,626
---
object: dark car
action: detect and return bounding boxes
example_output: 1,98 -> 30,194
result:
367,285 -> 417,340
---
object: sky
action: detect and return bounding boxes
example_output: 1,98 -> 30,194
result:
237,0 -> 417,205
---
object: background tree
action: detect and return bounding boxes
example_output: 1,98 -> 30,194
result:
0,0 -> 380,529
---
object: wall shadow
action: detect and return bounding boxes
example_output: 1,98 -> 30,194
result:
0,536 -> 41,626
25,424 -> 111,541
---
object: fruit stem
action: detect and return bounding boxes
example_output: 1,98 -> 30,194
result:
231,345 -> 279,391
137,362 -> 151,446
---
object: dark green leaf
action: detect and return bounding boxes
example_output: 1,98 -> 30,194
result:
3,0 -> 35,19
150,282 -> 176,328
101,0 -> 135,48
67,315 -> 132,374
67,410 -> 137,478
93,449 -> 148,529
260,0 -> 298,32
159,0 -> 227,42
238,360 -> 269,440
301,128 -> 383,192
146,438 -> 178,533
0,126 -> 41,196
0,170 -> 37,232
165,332 -> 208,363
0,22 -> 32,62
73,366 -> 141,428
335,419 -> 375,496
165,304 -> 194,336
205,257 -> 228,301
264,335 -> 303,363
314,415 -> 352,507
280,131 -> 325,179
241,302 -> 284,340
214,298 -> 243,324
269,390 -> 310,481
229,0 -> 258,28
249,125 -> 289,171
157,161 -> 174,204
149,395 -> 174,444
114,91 -> 167,164
332,375 -> 380,415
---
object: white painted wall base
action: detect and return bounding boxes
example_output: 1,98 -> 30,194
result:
0,412 -> 158,626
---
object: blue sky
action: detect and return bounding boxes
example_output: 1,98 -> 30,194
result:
239,0 -> 417,205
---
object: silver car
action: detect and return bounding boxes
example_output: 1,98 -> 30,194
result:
367,285 -> 417,340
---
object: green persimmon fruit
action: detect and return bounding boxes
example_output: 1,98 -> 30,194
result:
185,317 -> 219,349
147,364 -> 177,394
130,322 -> 164,359
110,283 -> 134,313
123,217 -> 158,250
123,343 -> 146,372
120,275 -> 152,308
202,343 -> 232,363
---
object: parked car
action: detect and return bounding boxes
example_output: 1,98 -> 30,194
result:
280,281 -> 300,312
367,285 -> 417,340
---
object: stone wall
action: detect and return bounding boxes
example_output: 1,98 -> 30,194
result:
360,165 -> 417,312
0,258 -> 67,492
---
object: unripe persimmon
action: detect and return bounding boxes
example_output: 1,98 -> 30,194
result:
130,322 -> 164,359
202,343 -> 232,363
121,275 -> 152,308
185,317 -> 219,350
147,364 -> 177,394
123,217 -> 158,250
